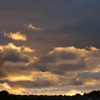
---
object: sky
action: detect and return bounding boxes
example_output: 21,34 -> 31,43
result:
0,0 -> 100,95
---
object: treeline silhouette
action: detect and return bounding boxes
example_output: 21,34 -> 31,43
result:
0,90 -> 100,100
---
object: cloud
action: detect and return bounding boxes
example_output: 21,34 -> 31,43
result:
0,42 -> 36,81
0,43 -> 35,63
0,46 -> 100,95
0,42 -> 34,53
4,31 -> 27,41
71,77 -> 100,86
31,46 -> 100,75
0,82 -> 11,90
70,71 -> 100,86
0,82 -> 26,94
0,71 -> 60,93
0,54 -> 4,68
32,77 -> 57,88
32,46 -> 88,74
71,71 -> 100,86
0,0 -> 99,95
8,77 -> 58,89
26,23 -> 43,31
77,72 -> 100,80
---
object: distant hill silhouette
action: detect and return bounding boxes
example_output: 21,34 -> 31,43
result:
0,90 -> 100,100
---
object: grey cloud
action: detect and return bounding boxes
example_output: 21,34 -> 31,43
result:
31,46 -> 100,76
76,84 -> 100,92
0,64 -> 33,80
1,76 -> 58,89
3,50 -> 29,62
69,78 -> 83,86
6,81 -> 35,89
0,46 -> 100,90
0,80 -> 8,84
40,50 -> 78,63
77,72 -> 100,80
0,54 -> 4,68
0,43 -> 34,63
31,47 -> 87,75
0,71 -> 8,79
0,0 -> 74,10
70,71 -> 100,86
0,0 -> 100,94
49,59 -> 86,75
58,59 -> 86,71
0,54 -> 7,79
32,78 -> 57,88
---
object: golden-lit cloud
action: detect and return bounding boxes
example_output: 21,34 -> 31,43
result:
0,42 -> 34,53
9,87 -> 26,95
8,75 -> 33,82
33,46 -> 100,74
0,46 -> 100,95
4,31 -> 27,41
27,23 -> 43,31
0,82 -> 26,94
82,78 -> 97,85
32,46 -> 88,74
0,0 -> 99,95
0,43 -> 35,66
0,83 -> 11,90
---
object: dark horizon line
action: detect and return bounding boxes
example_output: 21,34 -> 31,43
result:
0,89 -> 100,96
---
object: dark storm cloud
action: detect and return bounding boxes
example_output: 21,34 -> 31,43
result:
0,0 -> 100,50
0,0 -> 73,10
0,0 -> 99,31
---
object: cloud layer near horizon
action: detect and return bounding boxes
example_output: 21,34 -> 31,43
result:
0,44 -> 100,95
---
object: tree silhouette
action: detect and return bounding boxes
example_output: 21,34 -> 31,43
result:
0,90 -> 9,95
0,90 -> 100,100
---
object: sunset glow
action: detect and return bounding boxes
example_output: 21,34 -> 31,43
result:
0,0 -> 100,95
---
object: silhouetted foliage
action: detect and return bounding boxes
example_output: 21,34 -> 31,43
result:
0,90 -> 100,100
84,90 -> 100,97
0,90 -> 9,95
